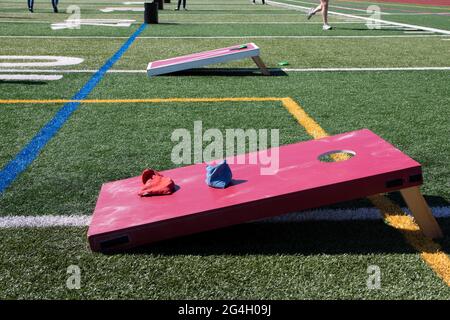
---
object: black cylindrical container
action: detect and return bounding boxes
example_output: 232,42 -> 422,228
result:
144,2 -> 158,24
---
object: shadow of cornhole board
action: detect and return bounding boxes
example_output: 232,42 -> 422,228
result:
88,129 -> 443,253
147,43 -> 270,77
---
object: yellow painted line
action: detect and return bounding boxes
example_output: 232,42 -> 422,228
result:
281,97 -> 450,287
369,194 -> 450,286
281,97 -> 328,139
3,95 -> 449,284
0,97 -> 282,104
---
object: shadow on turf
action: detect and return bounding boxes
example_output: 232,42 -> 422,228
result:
119,219 -> 446,256
105,195 -> 449,256
0,80 -> 47,85
162,68 -> 288,77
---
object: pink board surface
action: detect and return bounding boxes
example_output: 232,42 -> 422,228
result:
88,129 -> 422,252
147,43 -> 260,77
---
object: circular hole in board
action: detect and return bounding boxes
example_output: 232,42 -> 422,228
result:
318,150 -> 356,163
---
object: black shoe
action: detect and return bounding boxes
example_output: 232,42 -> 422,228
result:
28,7 -> 33,13
53,6 -> 58,13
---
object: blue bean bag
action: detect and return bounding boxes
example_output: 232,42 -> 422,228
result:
205,160 -> 232,189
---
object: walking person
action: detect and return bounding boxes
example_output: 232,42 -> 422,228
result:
307,0 -> 332,30
175,0 -> 187,10
28,0 -> 59,13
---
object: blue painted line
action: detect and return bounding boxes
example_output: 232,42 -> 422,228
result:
0,23 -> 147,194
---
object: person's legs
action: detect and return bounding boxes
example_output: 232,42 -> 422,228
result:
52,0 -> 58,13
313,3 -> 322,14
27,0 -> 34,12
320,0 -> 329,26
176,0 -> 182,10
183,0 -> 186,9
307,3 -> 321,20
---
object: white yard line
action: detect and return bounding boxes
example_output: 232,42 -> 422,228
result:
2,67 -> 449,74
0,215 -> 91,228
164,21 -> 359,24
267,0 -> 450,35
403,31 -> 435,34
0,74 -> 63,81
0,35 -> 447,40
0,20 -> 361,25
283,67 -> 450,71
0,207 -> 448,228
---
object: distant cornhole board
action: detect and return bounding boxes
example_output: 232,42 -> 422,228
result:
88,129 -> 443,253
147,43 -> 270,77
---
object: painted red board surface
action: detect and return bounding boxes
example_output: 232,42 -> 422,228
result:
147,43 -> 260,77
88,129 -> 422,252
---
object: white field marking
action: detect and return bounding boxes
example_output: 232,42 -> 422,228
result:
102,7 -> 289,12
0,74 -> 63,81
378,25 -> 414,29
100,7 -> 144,12
126,0 -> 384,17
159,13 -> 309,16
2,67 -> 450,74
166,21 -> 360,24
0,35 -> 445,40
0,215 -> 91,228
267,0 -> 450,35
51,19 -> 136,30
0,56 -> 84,68
0,69 -> 141,73
0,20 -> 360,25
0,20 -> 61,24
0,207 -> 448,228
158,12 -> 450,16
284,67 -> 450,71
404,31 -> 435,34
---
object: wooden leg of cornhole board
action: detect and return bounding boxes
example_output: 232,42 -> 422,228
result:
252,56 -> 270,76
400,186 -> 443,239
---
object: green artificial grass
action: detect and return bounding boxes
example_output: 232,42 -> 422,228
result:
115,37 -> 450,69
1,225 -> 449,299
0,0 -> 449,300
0,101 -> 307,216
0,105 -> 61,168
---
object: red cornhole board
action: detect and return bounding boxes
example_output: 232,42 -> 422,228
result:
147,42 -> 270,77
88,129 -> 441,253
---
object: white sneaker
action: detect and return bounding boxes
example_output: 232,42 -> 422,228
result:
307,8 -> 315,20
322,24 -> 332,30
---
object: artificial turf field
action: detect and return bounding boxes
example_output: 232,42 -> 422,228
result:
0,0 -> 449,299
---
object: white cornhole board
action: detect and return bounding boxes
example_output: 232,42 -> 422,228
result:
147,42 -> 270,77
